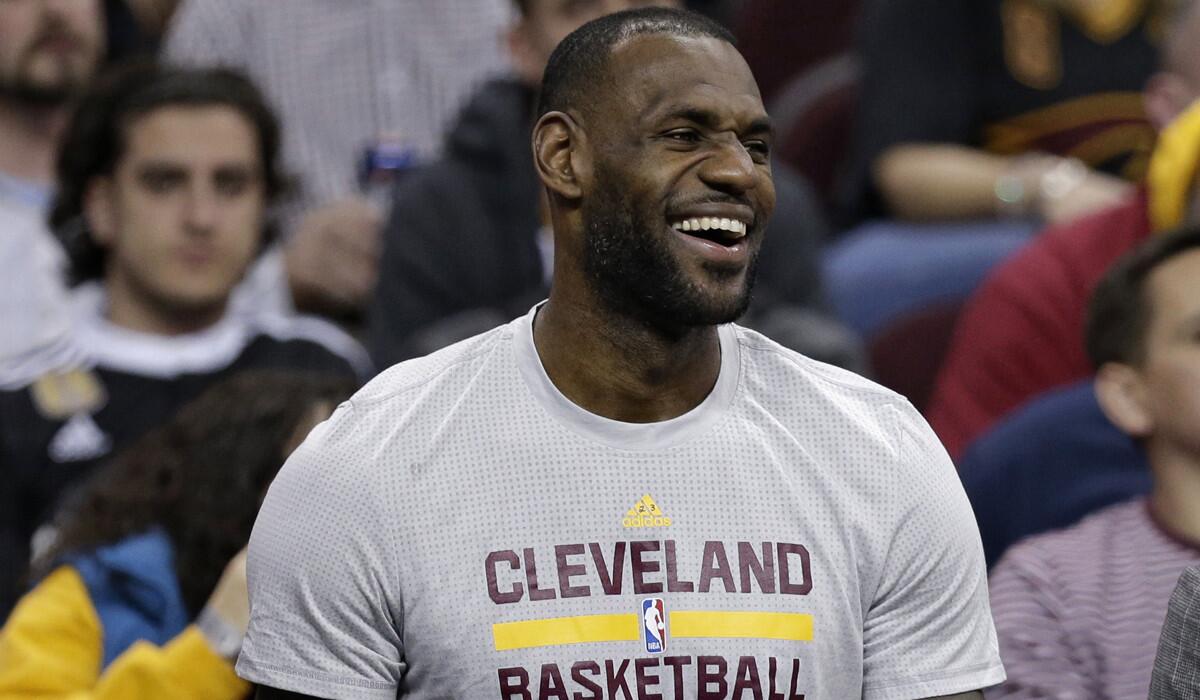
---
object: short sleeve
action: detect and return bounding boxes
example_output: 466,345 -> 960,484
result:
861,402 -> 1006,699
235,402 -> 404,700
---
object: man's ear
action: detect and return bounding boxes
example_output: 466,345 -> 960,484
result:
1094,362 -> 1153,438
533,110 -> 586,201
82,177 -> 117,247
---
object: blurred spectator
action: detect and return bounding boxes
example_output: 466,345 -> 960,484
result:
823,0 -> 1176,407
369,0 -> 862,371
0,0 -> 105,385
929,1 -> 1200,460
960,379 -> 1151,567
0,64 -> 367,621
164,0 -> 513,316
987,229 -> 1200,698
1149,565 -> 1200,699
0,371 -> 354,697
842,0 -> 1163,225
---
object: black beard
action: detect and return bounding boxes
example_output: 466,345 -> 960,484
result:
581,168 -> 758,332
0,34 -> 91,107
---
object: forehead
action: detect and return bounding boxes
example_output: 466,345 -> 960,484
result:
600,33 -> 764,125
1145,248 -> 1200,326
121,105 -> 260,166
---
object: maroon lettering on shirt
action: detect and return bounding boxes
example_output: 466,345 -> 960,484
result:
778,543 -> 812,595
486,550 -> 523,604
556,544 -> 591,599
698,541 -> 737,593
631,541 -> 664,594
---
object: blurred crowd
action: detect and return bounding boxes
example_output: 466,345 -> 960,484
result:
0,0 -> 1198,697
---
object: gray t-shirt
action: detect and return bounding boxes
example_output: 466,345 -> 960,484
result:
237,308 -> 1004,699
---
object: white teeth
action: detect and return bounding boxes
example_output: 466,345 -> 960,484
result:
671,218 -> 749,235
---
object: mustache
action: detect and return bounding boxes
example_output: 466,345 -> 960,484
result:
667,194 -> 761,227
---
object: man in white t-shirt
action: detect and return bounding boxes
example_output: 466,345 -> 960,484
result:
239,8 -> 1004,699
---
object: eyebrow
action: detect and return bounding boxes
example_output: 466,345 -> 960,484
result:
136,161 -> 188,175
659,106 -> 774,138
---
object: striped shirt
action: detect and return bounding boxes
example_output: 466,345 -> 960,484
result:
164,0 -> 513,225
990,498 -> 1200,700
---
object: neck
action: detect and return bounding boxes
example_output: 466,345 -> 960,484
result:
104,276 -> 228,337
533,289 -> 722,423
1148,443 -> 1200,545
0,98 -> 69,185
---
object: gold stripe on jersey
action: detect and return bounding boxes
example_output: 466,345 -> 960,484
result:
983,92 -> 1148,155
670,611 -> 814,642
491,611 -> 814,651
493,613 -> 639,651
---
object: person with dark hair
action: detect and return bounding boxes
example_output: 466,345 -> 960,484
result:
0,63 -> 368,621
367,0 -> 861,371
0,370 -> 355,697
0,0 -> 105,385
164,0 -> 513,317
986,228 -> 1200,698
240,9 -> 1001,698
930,1 -> 1200,462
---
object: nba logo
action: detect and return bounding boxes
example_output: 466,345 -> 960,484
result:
642,598 -> 667,653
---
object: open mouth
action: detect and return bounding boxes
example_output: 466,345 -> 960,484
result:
669,216 -> 749,246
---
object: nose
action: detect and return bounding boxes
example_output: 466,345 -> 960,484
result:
183,184 -> 219,234
698,137 -> 758,196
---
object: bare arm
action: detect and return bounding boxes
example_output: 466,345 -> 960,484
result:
873,144 -> 1131,223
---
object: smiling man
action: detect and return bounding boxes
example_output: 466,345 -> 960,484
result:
240,9 -> 1003,699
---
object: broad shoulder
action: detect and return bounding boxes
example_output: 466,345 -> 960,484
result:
733,324 -> 918,445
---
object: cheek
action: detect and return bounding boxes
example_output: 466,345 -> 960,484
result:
113,195 -> 175,259
222,198 -> 265,255
1147,356 -> 1200,428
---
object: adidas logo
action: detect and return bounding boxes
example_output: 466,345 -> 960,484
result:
623,494 -> 672,529
48,413 -> 112,463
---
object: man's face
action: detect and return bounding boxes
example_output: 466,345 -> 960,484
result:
88,105 -> 265,320
577,34 -> 775,328
1132,248 -> 1200,459
0,0 -> 104,104
511,0 -> 680,85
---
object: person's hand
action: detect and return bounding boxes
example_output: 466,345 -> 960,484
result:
204,548 -> 250,635
284,197 -> 382,314
1037,170 -> 1134,226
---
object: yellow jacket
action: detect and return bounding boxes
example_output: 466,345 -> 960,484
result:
0,566 -> 248,698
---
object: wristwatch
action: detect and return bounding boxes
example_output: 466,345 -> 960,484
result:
196,605 -> 245,661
